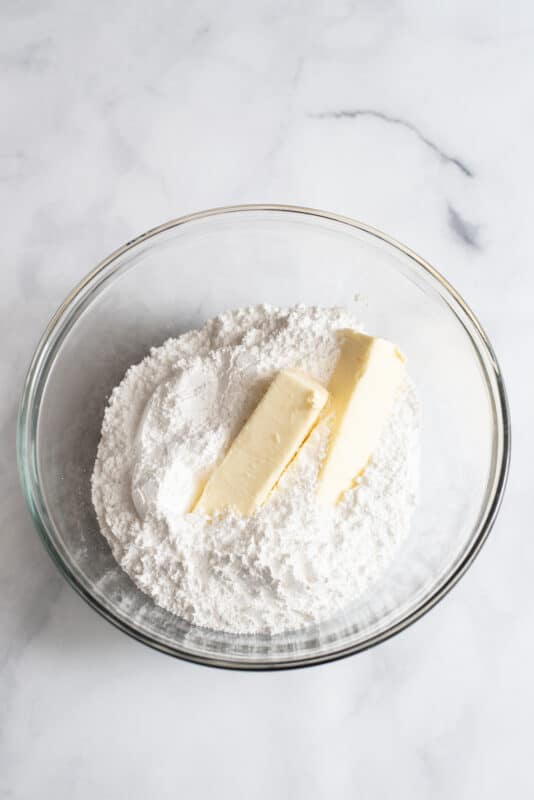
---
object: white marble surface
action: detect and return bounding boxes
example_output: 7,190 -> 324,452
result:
1,1 -> 531,796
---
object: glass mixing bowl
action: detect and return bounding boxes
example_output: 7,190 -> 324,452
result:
17,205 -> 510,670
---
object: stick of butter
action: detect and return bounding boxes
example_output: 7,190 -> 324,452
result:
195,369 -> 329,516
317,331 -> 405,505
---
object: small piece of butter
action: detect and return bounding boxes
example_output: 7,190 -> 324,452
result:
195,369 -> 329,516
317,331 -> 405,505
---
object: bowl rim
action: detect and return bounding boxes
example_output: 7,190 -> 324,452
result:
17,203 -> 511,671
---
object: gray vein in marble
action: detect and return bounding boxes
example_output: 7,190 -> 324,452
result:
0,151 -> 26,181
193,23 -> 211,40
262,57 -> 303,164
0,35 -> 53,70
233,55 -> 304,199
309,109 -> 474,178
292,54 -> 304,88
447,205 -> 481,249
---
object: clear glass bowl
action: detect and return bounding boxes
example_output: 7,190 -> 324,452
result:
17,205 -> 510,670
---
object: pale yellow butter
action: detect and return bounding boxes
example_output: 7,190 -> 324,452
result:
317,331 -> 405,505
195,369 -> 329,516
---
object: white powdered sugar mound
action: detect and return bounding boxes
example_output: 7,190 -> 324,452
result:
92,305 -> 419,634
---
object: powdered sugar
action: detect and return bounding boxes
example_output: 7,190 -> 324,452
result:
91,305 -> 419,634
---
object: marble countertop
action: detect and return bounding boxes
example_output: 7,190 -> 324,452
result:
1,1 -> 531,797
